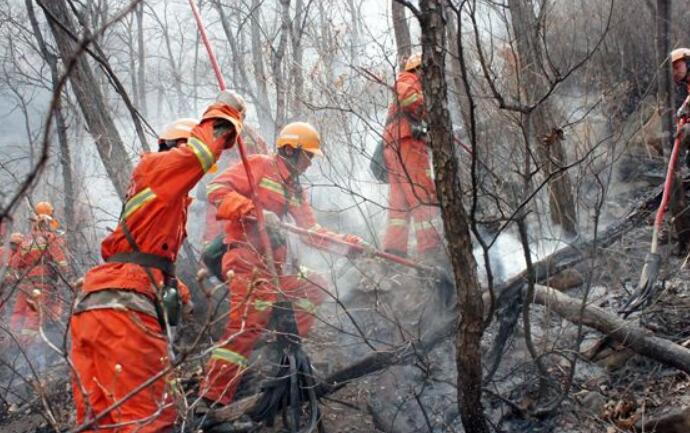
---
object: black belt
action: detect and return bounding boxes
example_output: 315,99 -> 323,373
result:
106,252 -> 175,275
226,241 -> 246,251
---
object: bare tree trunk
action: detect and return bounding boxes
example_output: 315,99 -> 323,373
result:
148,3 -> 186,114
41,0 -> 132,199
417,1 -> 489,432
392,0 -> 412,68
657,0 -> 673,155
126,16 -> 138,109
533,284 -> 690,375
214,2 -> 251,93
446,10 -> 473,138
250,0 -> 276,141
26,0 -> 77,247
289,0 -> 305,117
272,0 -> 291,130
346,0 -> 361,70
136,1 -> 147,117
509,0 -> 578,237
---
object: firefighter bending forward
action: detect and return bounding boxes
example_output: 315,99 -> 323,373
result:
382,53 -> 442,259
70,91 -> 245,433
200,122 -> 364,406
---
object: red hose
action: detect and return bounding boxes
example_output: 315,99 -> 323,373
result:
187,0 -> 279,277
252,217 -> 436,273
187,0 -> 225,91
655,116 -> 688,229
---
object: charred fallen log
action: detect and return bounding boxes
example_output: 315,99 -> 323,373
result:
486,179 -> 671,379
533,284 -> 690,375
209,311 -> 457,422
210,179 -> 675,423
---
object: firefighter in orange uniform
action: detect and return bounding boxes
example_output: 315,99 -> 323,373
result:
69,90 -> 245,433
10,204 -> 69,346
2,231 -> 23,302
199,122 -> 364,406
200,132 -> 267,246
381,53 -> 442,259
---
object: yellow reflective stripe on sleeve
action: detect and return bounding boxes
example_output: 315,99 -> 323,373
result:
254,299 -> 273,311
211,348 -> 248,367
259,178 -> 301,206
187,136 -> 214,173
389,218 -> 408,227
259,177 -> 285,195
399,92 -> 420,107
414,221 -> 436,231
295,298 -> 317,314
122,187 -> 157,221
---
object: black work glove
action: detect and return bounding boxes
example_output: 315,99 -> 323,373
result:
411,121 -> 428,140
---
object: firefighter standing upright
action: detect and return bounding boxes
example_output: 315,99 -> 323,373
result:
381,53 -> 443,260
9,203 -> 69,348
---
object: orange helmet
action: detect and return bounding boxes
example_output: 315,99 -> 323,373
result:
404,52 -> 422,72
671,48 -> 690,64
158,118 -> 197,142
276,122 -> 322,156
35,201 -> 53,217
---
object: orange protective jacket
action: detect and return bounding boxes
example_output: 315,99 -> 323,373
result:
81,104 -> 240,300
13,232 -> 68,283
207,154 -> 358,258
383,71 -> 426,144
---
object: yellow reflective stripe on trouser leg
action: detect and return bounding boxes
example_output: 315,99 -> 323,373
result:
122,187 -> 157,220
187,137 -> 214,172
389,218 -> 408,227
414,220 -> 436,232
294,298 -> 317,314
211,348 -> 248,367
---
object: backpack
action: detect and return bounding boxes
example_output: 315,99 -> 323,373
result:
370,140 -> 388,183
201,234 -> 226,281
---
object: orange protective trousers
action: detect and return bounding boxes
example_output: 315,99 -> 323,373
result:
10,283 -> 62,346
200,246 -> 326,405
70,309 -> 176,433
382,137 -> 441,256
